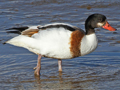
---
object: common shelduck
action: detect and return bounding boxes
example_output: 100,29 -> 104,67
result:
5,14 -> 116,76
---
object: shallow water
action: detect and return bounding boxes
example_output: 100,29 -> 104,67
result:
0,0 -> 120,90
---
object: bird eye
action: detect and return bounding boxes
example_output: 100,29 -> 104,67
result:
98,18 -> 102,22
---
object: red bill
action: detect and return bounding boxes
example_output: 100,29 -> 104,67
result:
102,22 -> 116,31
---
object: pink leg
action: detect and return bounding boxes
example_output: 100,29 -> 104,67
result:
58,59 -> 62,72
34,54 -> 42,76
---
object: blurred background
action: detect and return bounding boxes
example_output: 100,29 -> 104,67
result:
0,0 -> 120,90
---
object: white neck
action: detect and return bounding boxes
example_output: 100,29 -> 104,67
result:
80,33 -> 98,56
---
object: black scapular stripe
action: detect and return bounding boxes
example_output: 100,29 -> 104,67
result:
38,24 -> 76,31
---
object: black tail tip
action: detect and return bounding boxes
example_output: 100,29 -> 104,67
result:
3,42 -> 6,45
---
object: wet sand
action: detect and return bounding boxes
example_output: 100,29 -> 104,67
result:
0,0 -> 120,90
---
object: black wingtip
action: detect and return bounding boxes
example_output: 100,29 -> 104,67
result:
6,26 -> 29,31
3,42 -> 6,45
6,26 -> 29,34
6,31 -> 21,34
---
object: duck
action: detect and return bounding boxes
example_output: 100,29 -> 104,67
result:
5,13 -> 116,76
